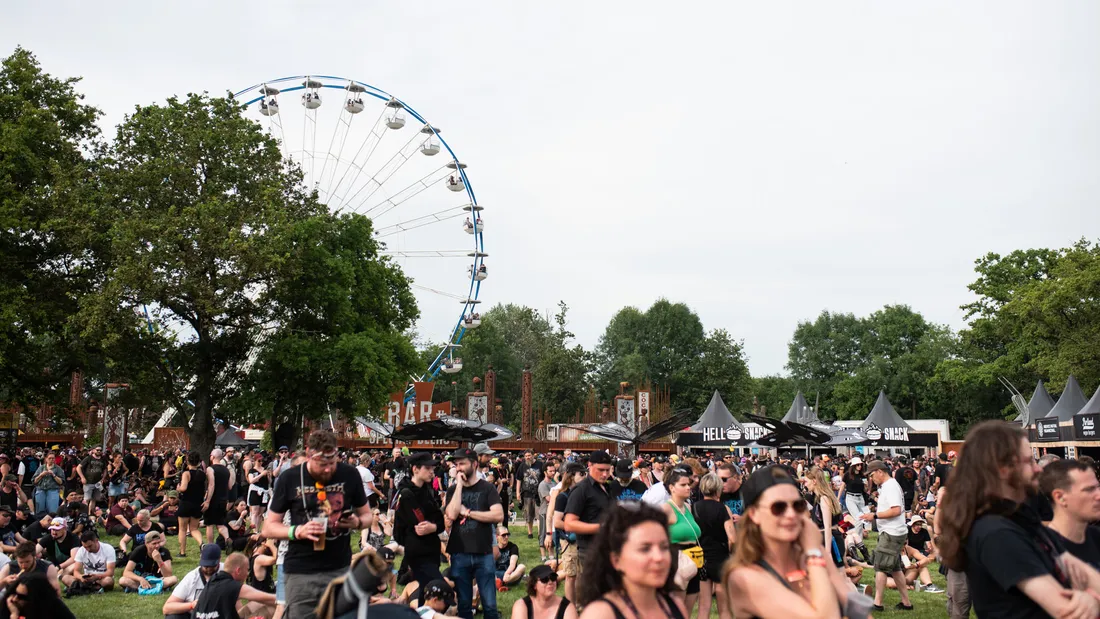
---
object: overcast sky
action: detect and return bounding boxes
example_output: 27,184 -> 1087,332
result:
6,2 -> 1099,376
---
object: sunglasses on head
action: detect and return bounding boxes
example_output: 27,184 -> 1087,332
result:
766,500 -> 809,517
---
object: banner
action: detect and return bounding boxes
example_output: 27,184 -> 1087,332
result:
468,394 -> 488,424
1074,413 -> 1100,441
616,397 -> 635,431
103,405 -> 127,452
1034,418 -> 1061,442
385,382 -> 451,427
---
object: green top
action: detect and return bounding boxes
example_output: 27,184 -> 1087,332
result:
667,500 -> 701,544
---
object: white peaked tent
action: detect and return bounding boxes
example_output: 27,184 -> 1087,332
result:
691,390 -> 744,432
782,391 -> 820,424
1044,375 -> 1088,423
860,390 -> 914,441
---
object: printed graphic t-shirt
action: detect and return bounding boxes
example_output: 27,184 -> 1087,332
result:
269,462 -> 368,574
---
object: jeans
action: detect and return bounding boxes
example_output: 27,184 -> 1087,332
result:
845,493 -> 871,538
451,552 -> 498,619
34,488 -> 60,514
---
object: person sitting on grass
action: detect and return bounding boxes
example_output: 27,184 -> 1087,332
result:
61,530 -> 115,594
162,543 -> 222,619
119,508 -> 165,554
107,494 -> 136,536
494,526 -> 526,591
150,490 -> 180,536
511,564 -> 577,619
902,515 -> 942,593
0,541 -> 61,596
37,517 -> 78,571
119,530 -> 178,592
415,579 -> 456,619
193,551 -> 277,619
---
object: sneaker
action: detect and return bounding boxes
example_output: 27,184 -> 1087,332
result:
895,603 -> 914,611
528,533 -> 534,539
495,577 -> 504,591
859,584 -> 869,595
872,605 -> 885,612
923,584 -> 944,593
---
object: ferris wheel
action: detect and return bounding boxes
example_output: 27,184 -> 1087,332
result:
232,75 -> 486,387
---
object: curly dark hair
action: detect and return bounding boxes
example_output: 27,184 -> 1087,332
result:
577,502 -> 675,606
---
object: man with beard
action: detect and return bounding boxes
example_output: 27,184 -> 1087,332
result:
716,462 -> 744,520
939,421 -> 1100,619
1040,459 -> 1100,568
76,446 -> 106,515
265,430 -> 370,619
444,447 -> 504,619
393,451 -> 446,605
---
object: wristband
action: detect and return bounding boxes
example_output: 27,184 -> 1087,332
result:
288,525 -> 296,541
806,557 -> 827,568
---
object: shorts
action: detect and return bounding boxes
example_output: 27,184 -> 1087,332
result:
204,502 -> 227,526
522,497 -> 538,525
178,500 -> 202,519
672,548 -> 701,594
701,555 -> 728,583
108,482 -> 127,497
873,531 -> 907,574
275,566 -> 287,605
559,542 -> 578,577
83,483 -> 103,502
495,569 -> 507,580
247,490 -> 269,507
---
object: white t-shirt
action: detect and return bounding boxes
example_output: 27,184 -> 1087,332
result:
875,477 -> 908,536
357,465 -> 376,499
172,563 -> 222,602
76,542 -> 117,575
641,482 -> 670,506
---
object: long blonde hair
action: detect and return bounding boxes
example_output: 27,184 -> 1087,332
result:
807,467 -> 841,517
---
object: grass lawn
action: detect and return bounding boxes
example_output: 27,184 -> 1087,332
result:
66,525 -> 959,619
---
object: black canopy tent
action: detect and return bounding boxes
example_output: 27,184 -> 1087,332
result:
1017,380 -> 1055,422
214,430 -> 256,448
781,391 -> 819,425
676,391 -> 759,448
1043,375 -> 1088,423
857,390 -> 936,447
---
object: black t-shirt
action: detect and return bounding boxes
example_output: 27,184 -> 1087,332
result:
194,570 -> 244,619
564,477 -> 611,552
129,544 -> 172,577
125,522 -> 165,547
124,453 -> 140,475
22,520 -> 44,543
156,501 -> 179,529
934,462 -> 951,488
80,455 -> 106,484
494,541 -> 520,571
966,501 -> 1069,619
612,479 -> 648,502
515,461 -> 543,499
384,459 -> 407,497
895,467 -> 918,503
39,531 -> 78,566
720,490 -> 744,517
268,462 -> 368,574
1050,525 -> 1100,570
59,500 -> 84,519
907,527 -> 931,552
443,479 -> 501,555
692,499 -> 730,562
1025,492 -> 1054,523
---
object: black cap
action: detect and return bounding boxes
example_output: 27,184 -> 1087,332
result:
408,452 -> 437,469
741,465 -> 800,508
450,447 -> 476,462
529,564 -> 558,582
423,579 -> 455,607
588,450 -> 613,465
378,547 -> 396,562
614,459 -> 633,478
0,505 -> 13,515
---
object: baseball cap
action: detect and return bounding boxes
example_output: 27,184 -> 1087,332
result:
48,517 -> 66,531
200,543 -> 222,567
408,452 -> 437,469
741,465 -> 800,508
422,579 -> 455,606
472,443 -> 495,456
165,490 -> 179,498
450,447 -> 476,462
529,564 -> 557,583
278,445 -> 289,451
614,459 -> 633,478
865,461 -> 890,475
588,450 -> 613,465
0,506 -> 13,515
378,547 -> 396,562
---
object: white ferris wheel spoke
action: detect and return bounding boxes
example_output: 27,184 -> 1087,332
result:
373,206 -> 467,238
328,110 -> 391,209
339,130 -> 424,213
361,167 -> 450,219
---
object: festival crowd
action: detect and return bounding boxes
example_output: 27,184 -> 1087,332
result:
0,421 -> 1097,618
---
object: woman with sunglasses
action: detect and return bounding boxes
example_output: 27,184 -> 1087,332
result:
577,502 -> 686,619
723,466 -> 851,619
661,468 -> 702,613
4,571 -> 76,619
805,467 -> 844,564
512,564 -> 576,619
549,462 -> 586,604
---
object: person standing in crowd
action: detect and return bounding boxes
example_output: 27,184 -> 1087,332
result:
265,430 -> 370,619
537,461 -> 557,563
31,452 -> 64,514
550,462 -> 585,603
205,448 -> 232,545
193,551 -> 277,619
273,446 -> 294,477
805,466 -> 843,562
394,451 -> 446,604
576,501 -> 687,619
722,465 -> 854,619
564,451 -> 614,574
385,447 -> 409,515
162,543 -> 223,619
247,451 -> 273,533
662,467 -> 701,611
611,459 -> 647,502
860,460 -> 913,611
692,472 -> 734,619
76,446 -> 105,515
716,462 -> 743,521
939,421 -> 1100,619
176,451 -> 206,556
514,450 -> 542,540
105,452 -> 129,509
841,457 -> 872,563
511,564 -> 576,619
444,446 -> 504,619
357,453 -> 381,509
1040,459 -> 1100,567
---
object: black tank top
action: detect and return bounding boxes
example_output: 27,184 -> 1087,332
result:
210,464 -> 230,502
248,468 -> 269,490
595,593 -> 684,619
522,597 -> 571,619
248,553 -> 275,594
0,487 -> 18,510
181,467 -> 206,504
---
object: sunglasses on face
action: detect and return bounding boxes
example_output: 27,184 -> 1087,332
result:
499,533 -> 510,538
766,500 -> 809,517
718,476 -> 731,482
537,575 -> 558,584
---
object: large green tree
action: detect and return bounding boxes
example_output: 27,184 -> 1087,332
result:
785,310 -> 866,418
532,302 -> 591,424
0,47 -> 102,410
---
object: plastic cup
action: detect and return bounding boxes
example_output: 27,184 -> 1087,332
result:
312,515 -> 327,551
